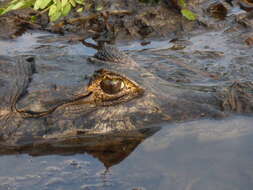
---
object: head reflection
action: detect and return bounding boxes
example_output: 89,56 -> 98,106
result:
0,127 -> 160,168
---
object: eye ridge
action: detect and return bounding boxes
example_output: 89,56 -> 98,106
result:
100,77 -> 125,94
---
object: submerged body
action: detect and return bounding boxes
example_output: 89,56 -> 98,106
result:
0,45 -> 252,146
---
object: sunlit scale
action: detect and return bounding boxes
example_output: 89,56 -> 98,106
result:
100,78 -> 125,94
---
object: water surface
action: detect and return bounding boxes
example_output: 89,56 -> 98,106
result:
0,116 -> 253,190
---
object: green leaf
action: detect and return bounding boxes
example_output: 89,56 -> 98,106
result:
1,3 -> 17,14
30,15 -> 37,22
39,0 -> 52,9
76,7 -> 83,12
34,0 -> 42,10
62,2 -> 71,16
62,0 -> 68,7
69,0 -> 76,7
181,9 -> 197,21
10,0 -> 20,4
49,3 -> 61,21
0,0 -> 85,21
75,0 -> 84,5
178,0 -> 186,8
12,1 -> 26,9
55,0 -> 62,10
95,4 -> 103,11
50,10 -> 62,21
48,0 -> 62,22
22,0 -> 36,8
0,8 -> 4,15
1,0 -> 35,15
49,4 -> 57,16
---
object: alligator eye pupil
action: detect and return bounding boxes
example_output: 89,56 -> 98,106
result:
100,78 -> 125,94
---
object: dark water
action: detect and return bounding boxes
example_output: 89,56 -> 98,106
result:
0,31 -> 253,190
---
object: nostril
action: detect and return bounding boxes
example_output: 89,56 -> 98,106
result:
26,57 -> 35,63
25,57 -> 37,73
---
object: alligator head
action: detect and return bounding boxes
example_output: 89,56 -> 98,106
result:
0,55 -> 166,145
0,45 -> 253,146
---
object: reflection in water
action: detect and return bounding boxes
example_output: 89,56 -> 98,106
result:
0,127 -> 160,168
2,117 -> 253,190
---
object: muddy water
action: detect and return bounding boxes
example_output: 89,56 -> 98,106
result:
0,31 -> 253,190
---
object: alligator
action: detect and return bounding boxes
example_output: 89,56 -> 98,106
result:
0,44 -> 253,148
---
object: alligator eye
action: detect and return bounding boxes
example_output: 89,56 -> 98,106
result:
100,78 -> 125,94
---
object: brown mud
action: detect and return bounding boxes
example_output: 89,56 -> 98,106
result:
1,0 -> 252,45
0,0 -> 206,41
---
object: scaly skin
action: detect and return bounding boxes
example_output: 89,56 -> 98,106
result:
0,45 -> 252,147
